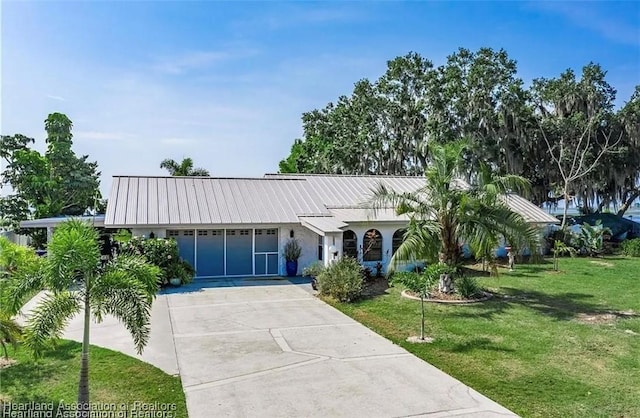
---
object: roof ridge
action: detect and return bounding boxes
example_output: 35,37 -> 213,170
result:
112,175 -> 307,181
264,173 -> 425,179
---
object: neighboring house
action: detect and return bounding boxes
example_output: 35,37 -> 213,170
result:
103,174 -> 558,279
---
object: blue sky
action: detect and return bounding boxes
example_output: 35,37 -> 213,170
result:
2,1 -> 639,197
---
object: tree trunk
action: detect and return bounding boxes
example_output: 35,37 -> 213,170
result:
438,273 -> 454,294
77,291 -> 90,415
618,190 -> 640,216
561,184 -> 570,229
420,296 -> 425,340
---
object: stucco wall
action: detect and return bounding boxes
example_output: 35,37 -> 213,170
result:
131,228 -> 167,238
279,225 -> 321,276
342,223 -> 408,272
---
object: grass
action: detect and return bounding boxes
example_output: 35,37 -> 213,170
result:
0,340 -> 188,417
328,257 -> 640,418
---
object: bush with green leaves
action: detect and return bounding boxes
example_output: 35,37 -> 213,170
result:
316,257 -> 363,302
455,276 -> 482,299
120,237 -> 193,285
573,221 -> 611,256
120,237 -> 178,269
621,238 -> 640,257
302,261 -> 325,278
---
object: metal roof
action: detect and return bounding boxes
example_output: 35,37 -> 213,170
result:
105,176 -> 330,227
105,174 -> 557,227
20,215 -> 105,228
501,194 -> 559,224
265,173 -> 426,208
298,216 -> 348,235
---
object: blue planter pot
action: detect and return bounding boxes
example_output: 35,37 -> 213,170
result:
285,260 -> 298,277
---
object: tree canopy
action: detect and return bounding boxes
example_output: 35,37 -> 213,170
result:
279,48 -> 640,214
0,113 -> 101,245
160,157 -> 210,176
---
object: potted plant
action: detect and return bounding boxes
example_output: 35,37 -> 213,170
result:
166,262 -> 186,286
283,238 -> 302,277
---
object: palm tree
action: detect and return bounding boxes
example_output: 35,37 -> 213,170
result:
369,141 -> 540,293
160,157 -> 210,176
0,237 -> 43,359
11,220 -> 161,409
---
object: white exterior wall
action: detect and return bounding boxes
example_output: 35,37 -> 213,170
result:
342,223 -> 408,272
279,224 -> 320,276
131,228 -> 167,238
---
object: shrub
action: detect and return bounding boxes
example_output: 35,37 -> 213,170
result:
621,238 -> 640,257
317,257 -> 363,302
302,261 -> 324,278
120,237 -> 178,269
455,276 -> 482,299
120,237 -> 190,285
392,270 -> 439,296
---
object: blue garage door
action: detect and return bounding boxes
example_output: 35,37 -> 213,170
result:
196,230 -> 224,277
254,229 -> 278,275
168,230 -> 195,269
226,229 -> 252,276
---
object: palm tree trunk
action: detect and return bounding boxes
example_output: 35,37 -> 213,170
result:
420,296 -> 425,340
77,291 -> 90,414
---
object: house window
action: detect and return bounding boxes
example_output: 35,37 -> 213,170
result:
343,230 -> 357,258
363,229 -> 382,261
318,235 -> 324,261
240,230 -> 250,236
266,229 -> 277,235
183,230 -> 194,236
227,230 -> 236,236
255,229 -> 263,235
392,229 -> 406,255
167,230 -> 179,237
198,230 -> 208,236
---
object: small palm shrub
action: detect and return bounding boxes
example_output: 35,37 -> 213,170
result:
317,257 -> 363,302
455,276 -> 482,299
621,238 -> 640,257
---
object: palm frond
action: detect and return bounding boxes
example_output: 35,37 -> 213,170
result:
45,219 -> 100,291
0,314 -> 23,358
24,291 -> 80,357
91,270 -> 153,354
388,220 -> 440,272
103,255 -> 161,303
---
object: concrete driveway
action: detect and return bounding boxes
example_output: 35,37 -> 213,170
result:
24,279 -> 516,417
166,279 -> 516,418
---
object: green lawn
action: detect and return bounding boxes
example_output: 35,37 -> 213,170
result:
328,257 -> 640,418
0,340 -> 188,417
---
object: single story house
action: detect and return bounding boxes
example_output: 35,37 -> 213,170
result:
102,174 -> 558,279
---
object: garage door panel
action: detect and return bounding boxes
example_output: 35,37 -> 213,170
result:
255,229 -> 278,252
226,229 -> 252,276
197,230 -> 224,277
169,230 -> 195,269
